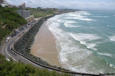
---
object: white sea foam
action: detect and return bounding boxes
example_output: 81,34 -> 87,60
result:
80,11 -> 91,15
98,52 -> 112,57
64,21 -> 80,28
46,11 -> 114,73
93,16 -> 109,18
87,43 -> 97,50
70,33 -> 100,41
70,33 -> 101,50
65,15 -> 93,21
109,35 -> 115,41
109,64 -> 115,68
47,14 -> 98,73
64,11 -> 93,21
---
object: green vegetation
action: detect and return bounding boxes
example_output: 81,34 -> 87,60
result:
0,6 -> 72,76
0,54 -> 70,76
0,6 -> 27,43
0,6 -> 71,76
29,8 -> 58,18
29,7 -> 75,18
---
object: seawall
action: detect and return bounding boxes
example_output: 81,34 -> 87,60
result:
13,14 -> 102,76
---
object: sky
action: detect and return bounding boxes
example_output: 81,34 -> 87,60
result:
6,0 -> 115,10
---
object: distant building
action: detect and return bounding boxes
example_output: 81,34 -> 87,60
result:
17,3 -> 31,19
17,3 -> 34,22
17,9 -> 31,18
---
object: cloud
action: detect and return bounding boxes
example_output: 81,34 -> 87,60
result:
6,0 -> 115,10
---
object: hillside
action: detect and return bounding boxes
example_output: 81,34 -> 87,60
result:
0,6 -> 27,43
0,54 -> 70,76
0,6 -> 70,76
28,8 -> 58,18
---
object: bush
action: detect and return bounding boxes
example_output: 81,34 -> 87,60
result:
0,54 -> 70,76
0,7 -> 27,42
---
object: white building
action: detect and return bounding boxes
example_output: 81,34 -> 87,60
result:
17,3 -> 31,19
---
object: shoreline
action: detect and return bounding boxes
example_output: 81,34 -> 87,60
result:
12,13 -> 106,76
31,21 -> 61,66
1,8 -> 108,73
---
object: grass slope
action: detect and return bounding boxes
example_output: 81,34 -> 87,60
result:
29,8 -> 58,18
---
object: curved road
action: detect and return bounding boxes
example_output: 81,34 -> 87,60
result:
1,20 -> 41,67
1,19 -> 114,76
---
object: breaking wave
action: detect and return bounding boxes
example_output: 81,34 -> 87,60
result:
63,11 -> 93,21
46,11 -> 115,73
109,35 -> 115,41
98,52 -> 112,57
70,33 -> 101,50
64,21 -> 80,28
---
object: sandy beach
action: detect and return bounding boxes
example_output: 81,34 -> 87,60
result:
30,21 -> 61,66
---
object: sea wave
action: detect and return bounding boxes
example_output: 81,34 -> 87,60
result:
47,14 -> 99,73
70,33 -> 101,50
98,52 -> 112,57
46,11 -> 115,73
109,64 -> 115,68
64,21 -> 80,28
92,16 -> 109,18
70,33 -> 101,41
109,35 -> 115,41
63,11 -> 93,21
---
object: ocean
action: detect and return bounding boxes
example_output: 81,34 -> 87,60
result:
47,10 -> 115,73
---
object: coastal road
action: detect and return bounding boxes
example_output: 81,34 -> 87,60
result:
1,17 -> 113,76
1,19 -> 42,68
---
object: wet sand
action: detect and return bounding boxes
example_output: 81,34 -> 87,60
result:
30,22 -> 61,66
